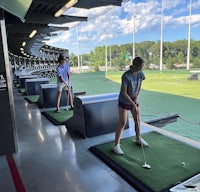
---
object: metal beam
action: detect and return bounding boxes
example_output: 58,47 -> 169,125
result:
25,14 -> 87,24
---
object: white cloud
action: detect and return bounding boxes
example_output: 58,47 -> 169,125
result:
163,0 -> 185,10
79,23 -> 95,32
48,31 -> 72,44
47,0 -> 200,54
191,14 -> 200,26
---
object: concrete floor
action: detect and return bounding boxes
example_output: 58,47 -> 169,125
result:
0,87 -> 152,192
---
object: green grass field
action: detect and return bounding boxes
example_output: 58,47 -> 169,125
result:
106,69 -> 200,99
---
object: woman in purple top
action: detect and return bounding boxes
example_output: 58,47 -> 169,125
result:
55,55 -> 74,112
113,57 -> 148,155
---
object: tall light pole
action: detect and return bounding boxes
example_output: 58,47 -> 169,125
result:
132,4 -> 135,60
160,0 -> 164,71
80,54 -> 82,67
109,39 -> 112,67
105,21 -> 108,72
76,27 -> 80,69
186,0 -> 192,70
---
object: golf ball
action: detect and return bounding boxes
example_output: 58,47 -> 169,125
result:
181,162 -> 186,167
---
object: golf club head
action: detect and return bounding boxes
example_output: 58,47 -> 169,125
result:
143,163 -> 151,169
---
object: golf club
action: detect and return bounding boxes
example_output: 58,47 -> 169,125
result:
141,140 -> 151,169
136,105 -> 151,169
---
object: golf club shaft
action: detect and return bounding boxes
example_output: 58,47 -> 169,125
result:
136,110 -> 147,164
140,138 -> 147,164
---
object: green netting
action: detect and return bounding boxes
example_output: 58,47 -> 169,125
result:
57,72 -> 200,141
71,72 -> 120,95
140,90 -> 200,142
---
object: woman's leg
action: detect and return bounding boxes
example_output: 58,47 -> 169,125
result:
67,87 -> 74,108
56,91 -> 62,111
131,104 -> 148,146
130,103 -> 140,140
113,106 -> 128,155
114,106 -> 128,145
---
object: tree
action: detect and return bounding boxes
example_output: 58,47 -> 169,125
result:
69,39 -> 200,70
69,53 -> 78,66
192,57 -> 200,68
177,52 -> 185,64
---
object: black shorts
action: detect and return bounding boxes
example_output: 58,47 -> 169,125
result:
118,101 -> 139,110
118,101 -> 132,110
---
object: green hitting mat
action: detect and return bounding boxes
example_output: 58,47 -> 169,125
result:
18,88 -> 26,94
24,95 -> 39,104
89,131 -> 200,192
15,83 -> 20,88
41,109 -> 73,125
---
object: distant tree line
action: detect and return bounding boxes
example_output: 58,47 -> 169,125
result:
69,39 -> 200,70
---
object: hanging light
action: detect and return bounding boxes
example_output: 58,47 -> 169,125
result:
29,30 -> 37,38
54,0 -> 78,17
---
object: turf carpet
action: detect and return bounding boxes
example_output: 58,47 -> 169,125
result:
24,95 -> 39,104
89,131 -> 200,192
18,88 -> 26,95
41,109 -> 73,125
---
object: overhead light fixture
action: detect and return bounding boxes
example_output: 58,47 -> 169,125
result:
29,30 -> 37,38
22,42 -> 26,46
54,0 -> 78,17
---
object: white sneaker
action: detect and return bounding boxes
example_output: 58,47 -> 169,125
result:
135,138 -> 149,147
112,144 -> 124,155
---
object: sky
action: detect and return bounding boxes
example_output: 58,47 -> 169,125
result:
46,0 -> 200,55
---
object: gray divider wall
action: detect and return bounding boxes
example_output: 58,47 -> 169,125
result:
25,78 -> 49,95
66,93 -> 129,138
37,83 -> 73,108
19,75 -> 38,88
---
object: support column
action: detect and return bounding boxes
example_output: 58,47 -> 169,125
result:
0,10 -> 18,155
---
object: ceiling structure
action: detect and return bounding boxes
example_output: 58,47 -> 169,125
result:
2,0 -> 124,58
